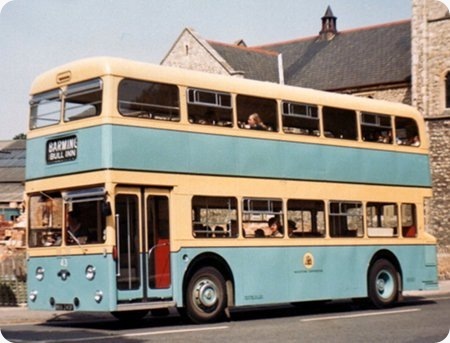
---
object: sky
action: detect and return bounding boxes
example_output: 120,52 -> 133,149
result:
0,0 -> 414,140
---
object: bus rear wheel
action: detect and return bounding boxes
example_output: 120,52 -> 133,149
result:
185,267 -> 227,323
368,259 -> 399,308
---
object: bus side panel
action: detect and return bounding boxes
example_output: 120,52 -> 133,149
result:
395,244 -> 439,291
27,254 -> 117,312
26,125 -> 431,188
25,125 -> 113,181
173,245 -> 438,307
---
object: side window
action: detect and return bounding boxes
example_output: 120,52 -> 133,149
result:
323,107 -> 358,140
401,203 -> 417,237
64,79 -> 103,121
237,95 -> 278,131
28,193 -> 63,247
329,201 -> 363,237
118,79 -> 180,121
287,200 -> 325,238
242,198 -> 283,238
361,112 -> 393,144
395,117 -> 420,146
282,101 -> 320,136
192,196 -> 238,238
366,203 -> 398,237
29,89 -> 62,129
187,88 -> 233,127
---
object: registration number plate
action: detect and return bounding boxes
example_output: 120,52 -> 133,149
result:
55,304 -> 74,311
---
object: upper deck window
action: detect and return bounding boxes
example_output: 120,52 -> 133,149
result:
64,79 -> 102,122
395,117 -> 420,146
237,95 -> 278,131
187,88 -> 233,127
361,112 -> 393,144
282,101 -> 319,136
30,89 -> 62,129
323,106 -> 358,140
118,79 -> 180,121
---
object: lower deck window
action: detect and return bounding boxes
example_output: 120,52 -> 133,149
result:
242,198 -> 283,238
28,188 -> 108,248
401,203 -> 417,237
28,193 -> 63,247
366,202 -> 398,237
192,196 -> 238,238
287,200 -> 325,238
329,201 -> 363,237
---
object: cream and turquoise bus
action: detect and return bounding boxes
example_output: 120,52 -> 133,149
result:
26,57 -> 438,323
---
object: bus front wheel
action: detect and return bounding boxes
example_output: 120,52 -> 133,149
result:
185,267 -> 227,323
368,259 -> 399,308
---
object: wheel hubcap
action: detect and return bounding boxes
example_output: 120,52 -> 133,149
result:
194,279 -> 218,309
376,270 -> 394,299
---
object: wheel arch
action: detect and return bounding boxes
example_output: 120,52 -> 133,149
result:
182,252 -> 235,308
368,249 -> 403,293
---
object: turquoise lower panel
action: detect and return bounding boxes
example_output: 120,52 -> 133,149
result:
27,245 -> 438,312
27,254 -> 117,312
172,244 -> 438,307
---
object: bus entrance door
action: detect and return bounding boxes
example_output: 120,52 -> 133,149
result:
115,188 -> 172,303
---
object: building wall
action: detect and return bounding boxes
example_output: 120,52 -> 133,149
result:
353,86 -> 411,104
162,30 -> 232,76
412,0 -> 450,251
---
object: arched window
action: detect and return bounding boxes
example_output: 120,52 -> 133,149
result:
446,71 -> 450,109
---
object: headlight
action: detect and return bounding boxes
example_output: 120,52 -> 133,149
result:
35,267 -> 45,281
29,290 -> 38,302
94,290 -> 103,303
85,265 -> 96,280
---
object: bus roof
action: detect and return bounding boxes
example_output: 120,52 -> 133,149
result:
30,56 -> 421,120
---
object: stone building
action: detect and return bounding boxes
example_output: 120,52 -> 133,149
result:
412,0 -> 450,248
161,3 -> 449,250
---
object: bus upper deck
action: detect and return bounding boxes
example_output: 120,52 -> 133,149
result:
26,57 -> 430,189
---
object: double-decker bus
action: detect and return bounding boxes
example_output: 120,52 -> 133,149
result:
26,57 -> 438,323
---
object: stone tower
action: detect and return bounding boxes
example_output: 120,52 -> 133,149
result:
412,0 -> 450,249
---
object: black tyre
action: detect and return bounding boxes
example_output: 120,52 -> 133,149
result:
185,267 -> 227,323
368,259 -> 399,308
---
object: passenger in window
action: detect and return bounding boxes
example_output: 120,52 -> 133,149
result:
287,220 -> 297,236
198,110 -> 216,125
67,211 -> 89,244
254,228 -> 265,237
410,135 -> 420,147
247,113 -> 267,130
268,217 -> 283,237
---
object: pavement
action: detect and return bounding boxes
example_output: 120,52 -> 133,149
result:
0,281 -> 449,326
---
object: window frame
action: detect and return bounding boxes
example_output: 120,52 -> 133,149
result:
328,201 -> 364,238
64,78 -> 103,122
191,196 -> 238,238
282,101 -> 320,136
287,199 -> 325,238
322,106 -> 358,140
118,78 -> 180,121
187,88 -> 233,126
